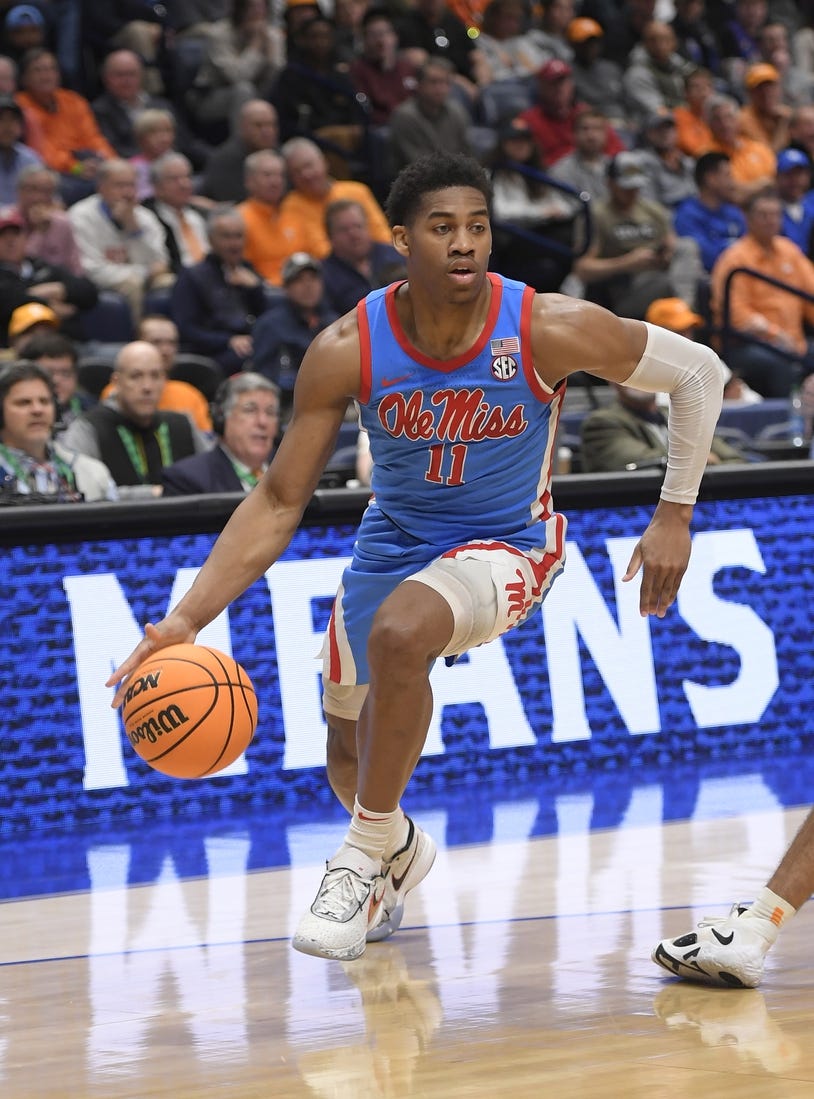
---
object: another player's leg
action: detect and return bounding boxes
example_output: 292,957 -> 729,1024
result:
652,807 -> 814,987
293,580 -> 451,961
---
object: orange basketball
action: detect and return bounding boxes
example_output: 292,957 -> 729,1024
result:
121,644 -> 258,779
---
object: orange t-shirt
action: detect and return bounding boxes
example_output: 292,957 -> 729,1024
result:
711,234 -> 814,354
16,88 -> 116,174
280,180 -> 392,260
238,198 -> 308,286
702,136 -> 776,185
673,106 -> 714,158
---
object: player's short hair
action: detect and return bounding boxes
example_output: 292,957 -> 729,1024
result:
385,153 -> 493,228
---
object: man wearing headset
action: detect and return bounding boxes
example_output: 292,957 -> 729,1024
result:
0,360 -> 117,503
161,371 -> 280,496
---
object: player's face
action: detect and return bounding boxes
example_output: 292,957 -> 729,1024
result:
1,379 -> 55,455
394,186 -> 492,302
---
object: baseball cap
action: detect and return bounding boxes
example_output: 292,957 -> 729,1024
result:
0,205 -> 24,230
606,152 -> 649,189
538,59 -> 572,82
5,4 -> 45,28
567,17 -> 603,44
645,298 -> 703,332
8,302 -> 60,339
282,252 -> 320,284
498,117 -> 534,142
0,94 -> 23,118
776,147 -> 812,173
745,63 -> 779,90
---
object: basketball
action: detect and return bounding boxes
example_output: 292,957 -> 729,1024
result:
121,644 -> 258,779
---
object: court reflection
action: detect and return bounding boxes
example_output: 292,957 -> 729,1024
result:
294,947 -> 443,1098
653,986 -> 802,1077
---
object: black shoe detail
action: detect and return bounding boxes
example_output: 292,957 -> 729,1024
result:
717,970 -> 747,988
673,932 -> 699,947
712,928 -> 735,946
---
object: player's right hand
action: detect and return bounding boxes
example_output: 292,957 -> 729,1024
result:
106,618 -> 198,708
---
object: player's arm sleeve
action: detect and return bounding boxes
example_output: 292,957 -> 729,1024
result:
623,322 -> 725,505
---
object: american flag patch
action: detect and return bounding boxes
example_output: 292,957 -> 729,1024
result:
490,336 -> 520,355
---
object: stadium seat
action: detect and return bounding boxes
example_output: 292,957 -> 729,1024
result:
170,354 -> 224,401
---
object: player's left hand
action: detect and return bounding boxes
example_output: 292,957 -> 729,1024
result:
623,502 -> 693,617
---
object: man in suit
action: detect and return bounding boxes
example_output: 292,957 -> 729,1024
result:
170,204 -> 268,374
580,373 -> 746,472
162,372 -> 280,495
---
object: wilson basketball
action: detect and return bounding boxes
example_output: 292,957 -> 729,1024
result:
121,644 -> 258,779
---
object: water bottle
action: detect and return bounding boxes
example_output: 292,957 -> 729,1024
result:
789,385 -> 804,448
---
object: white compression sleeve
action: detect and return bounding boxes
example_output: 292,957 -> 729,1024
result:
624,322 -> 725,505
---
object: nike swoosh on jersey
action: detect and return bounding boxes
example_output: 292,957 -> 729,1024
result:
381,374 -> 412,387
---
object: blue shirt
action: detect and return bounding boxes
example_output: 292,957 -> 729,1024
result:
781,192 -> 814,256
673,196 -> 746,273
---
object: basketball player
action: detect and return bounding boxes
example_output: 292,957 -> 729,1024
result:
652,813 -> 814,987
108,153 -> 726,962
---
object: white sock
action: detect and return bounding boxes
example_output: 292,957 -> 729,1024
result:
342,798 -> 403,863
741,887 -> 797,942
383,812 -> 410,861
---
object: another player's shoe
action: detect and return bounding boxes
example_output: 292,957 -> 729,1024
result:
366,817 -> 436,943
652,905 -> 774,988
292,847 -> 385,961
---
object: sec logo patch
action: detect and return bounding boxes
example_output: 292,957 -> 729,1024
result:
491,355 -> 518,380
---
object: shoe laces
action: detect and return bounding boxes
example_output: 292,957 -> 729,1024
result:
698,903 -> 747,928
312,867 -> 372,921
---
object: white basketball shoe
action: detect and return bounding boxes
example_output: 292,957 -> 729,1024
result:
293,847 -> 386,961
366,817 -> 437,943
652,904 -> 775,988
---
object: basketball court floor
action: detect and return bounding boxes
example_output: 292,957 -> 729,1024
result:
1,755 -> 812,1099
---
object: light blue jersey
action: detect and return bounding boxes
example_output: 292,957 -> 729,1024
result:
357,272 -> 565,552
323,274 -> 568,686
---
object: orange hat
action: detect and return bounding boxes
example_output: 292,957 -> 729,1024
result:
745,63 -> 779,90
645,298 -> 703,332
8,302 -> 60,339
567,17 -> 603,44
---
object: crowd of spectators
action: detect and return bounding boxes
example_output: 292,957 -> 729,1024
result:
2,0 -> 814,505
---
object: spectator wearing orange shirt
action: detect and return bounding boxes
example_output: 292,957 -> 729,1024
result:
702,93 -> 776,204
711,190 -> 814,398
238,149 -> 306,286
673,67 -> 715,157
738,63 -> 791,154
280,137 -> 391,260
15,49 -> 116,206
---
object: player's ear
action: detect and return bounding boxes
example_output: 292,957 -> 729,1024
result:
391,225 -> 409,256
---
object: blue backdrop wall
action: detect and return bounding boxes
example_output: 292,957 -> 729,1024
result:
1,479 -> 812,836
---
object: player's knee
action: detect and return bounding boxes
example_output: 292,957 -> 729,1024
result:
367,609 -> 435,672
